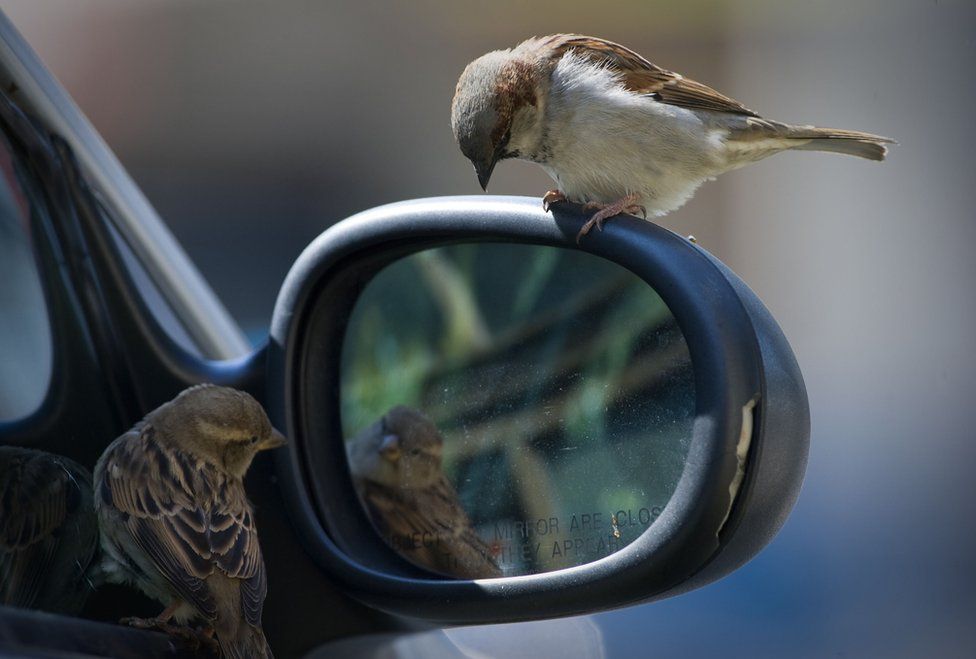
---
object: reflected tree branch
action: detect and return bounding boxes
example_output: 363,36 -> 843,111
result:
415,250 -> 492,358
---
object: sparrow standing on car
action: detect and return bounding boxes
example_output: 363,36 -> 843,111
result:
451,34 -> 894,241
347,406 -> 501,579
94,384 -> 286,659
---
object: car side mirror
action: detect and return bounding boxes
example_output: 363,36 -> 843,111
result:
266,196 -> 809,623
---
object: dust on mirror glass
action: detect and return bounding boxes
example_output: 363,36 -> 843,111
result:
341,244 -> 695,578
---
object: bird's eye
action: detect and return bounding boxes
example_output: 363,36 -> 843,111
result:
250,436 -> 259,444
410,448 -> 421,457
500,128 -> 512,150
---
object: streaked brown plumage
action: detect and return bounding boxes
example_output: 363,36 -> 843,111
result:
531,34 -> 762,117
347,405 -> 501,579
94,384 -> 286,659
0,446 -> 98,615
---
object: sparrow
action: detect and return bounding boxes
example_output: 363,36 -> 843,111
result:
347,406 -> 501,579
93,384 -> 286,659
451,34 -> 894,241
0,446 -> 98,615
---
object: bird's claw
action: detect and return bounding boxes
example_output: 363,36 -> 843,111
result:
191,629 -> 220,656
120,617 -> 218,654
120,616 -> 162,630
576,214 -> 605,243
576,194 -> 644,244
542,189 -> 567,211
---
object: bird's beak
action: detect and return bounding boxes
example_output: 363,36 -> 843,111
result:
378,434 -> 401,462
474,156 -> 497,191
260,428 -> 288,450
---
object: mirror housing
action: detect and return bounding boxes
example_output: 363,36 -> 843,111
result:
267,196 -> 809,623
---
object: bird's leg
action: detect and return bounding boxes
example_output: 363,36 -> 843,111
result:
156,600 -> 181,623
119,612 -> 219,655
120,600 -> 182,629
542,189 -> 567,211
577,193 -> 646,243
120,601 -> 216,653
120,617 -> 192,638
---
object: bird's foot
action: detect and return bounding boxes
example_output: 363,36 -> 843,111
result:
120,617 -> 218,654
192,627 -> 220,655
577,194 -> 646,244
119,601 -> 179,632
120,616 -> 186,636
542,189 -> 567,211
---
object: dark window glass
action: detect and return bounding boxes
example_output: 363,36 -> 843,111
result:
0,135 -> 52,421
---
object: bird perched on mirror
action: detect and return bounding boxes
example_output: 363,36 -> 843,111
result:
94,384 -> 286,659
0,447 -> 99,615
347,405 -> 501,579
451,34 -> 894,241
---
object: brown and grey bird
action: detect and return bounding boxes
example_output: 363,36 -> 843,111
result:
0,446 -> 98,615
451,34 -> 895,240
94,384 -> 286,659
347,406 -> 501,579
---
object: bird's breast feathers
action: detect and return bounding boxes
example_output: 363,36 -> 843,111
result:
542,52 -> 728,213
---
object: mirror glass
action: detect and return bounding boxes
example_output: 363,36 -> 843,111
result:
341,244 -> 695,578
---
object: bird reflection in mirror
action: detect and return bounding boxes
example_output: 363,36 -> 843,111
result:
347,406 -> 502,579
0,446 -> 99,615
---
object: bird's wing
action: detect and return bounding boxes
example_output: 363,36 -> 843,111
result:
426,477 -> 502,577
359,478 -> 501,578
536,34 -> 760,117
0,451 -> 91,608
211,484 -> 267,627
100,429 -> 266,624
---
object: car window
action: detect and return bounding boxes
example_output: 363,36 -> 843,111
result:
0,132 -> 52,421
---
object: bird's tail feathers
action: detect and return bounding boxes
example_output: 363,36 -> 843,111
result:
782,125 -> 895,161
217,625 -> 273,659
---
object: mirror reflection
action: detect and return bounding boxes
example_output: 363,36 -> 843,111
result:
0,446 -> 98,614
341,244 -> 695,578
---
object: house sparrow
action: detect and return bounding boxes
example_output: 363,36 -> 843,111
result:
94,384 -> 286,659
0,446 -> 98,615
347,406 -> 501,579
451,34 -> 894,240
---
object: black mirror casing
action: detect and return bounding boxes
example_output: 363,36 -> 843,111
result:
266,196 -> 809,624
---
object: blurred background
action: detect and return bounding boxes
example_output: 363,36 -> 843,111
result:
4,0 -> 974,656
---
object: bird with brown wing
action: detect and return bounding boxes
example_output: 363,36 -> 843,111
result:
347,406 -> 501,579
452,34 -> 894,241
94,384 -> 286,659
0,446 -> 98,615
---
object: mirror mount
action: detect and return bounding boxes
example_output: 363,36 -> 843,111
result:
267,196 -> 808,623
